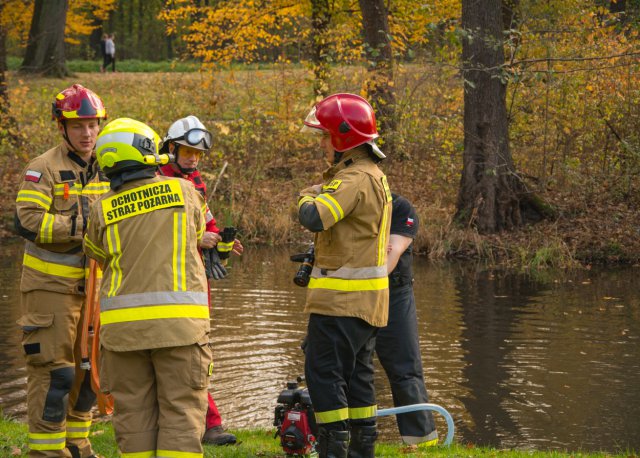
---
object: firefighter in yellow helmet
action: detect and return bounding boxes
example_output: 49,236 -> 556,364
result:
297,93 -> 392,458
83,118 -> 212,457
15,84 -> 109,458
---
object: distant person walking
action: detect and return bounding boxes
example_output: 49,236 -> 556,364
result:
105,34 -> 115,72
100,33 -> 108,72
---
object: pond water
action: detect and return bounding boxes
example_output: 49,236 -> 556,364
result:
1,241 -> 638,453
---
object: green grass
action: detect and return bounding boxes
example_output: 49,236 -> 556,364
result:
6,56 -> 309,73
0,416 -> 635,458
7,56 -> 201,73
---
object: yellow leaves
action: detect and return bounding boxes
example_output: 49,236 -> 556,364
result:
155,0 -> 467,69
1,0 -> 34,43
212,122 -> 230,136
160,1 -> 307,66
65,0 -> 117,45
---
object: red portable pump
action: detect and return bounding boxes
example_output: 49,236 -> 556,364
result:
274,378 -> 318,456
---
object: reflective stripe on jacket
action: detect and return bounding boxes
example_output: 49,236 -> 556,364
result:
15,144 -> 109,295
83,175 -> 209,351
298,147 -> 392,327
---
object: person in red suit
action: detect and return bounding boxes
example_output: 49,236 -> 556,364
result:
160,115 -> 243,446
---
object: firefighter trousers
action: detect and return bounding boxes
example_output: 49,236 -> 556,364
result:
100,339 -> 211,456
376,284 -> 438,445
305,314 -> 378,430
19,290 -> 95,458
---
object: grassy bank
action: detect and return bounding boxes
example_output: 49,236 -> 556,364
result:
0,417 -> 633,458
6,57 -> 308,73
6,57 -> 201,73
1,67 -> 639,268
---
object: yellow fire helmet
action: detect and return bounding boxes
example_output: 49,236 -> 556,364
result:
96,118 -> 167,178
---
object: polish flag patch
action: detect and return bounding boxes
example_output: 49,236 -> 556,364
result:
406,217 -> 414,227
25,170 -> 42,183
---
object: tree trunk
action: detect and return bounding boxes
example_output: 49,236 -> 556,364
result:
0,0 -> 8,112
358,0 -> 396,151
20,0 -> 69,77
310,0 -> 331,99
1,0 -> 23,149
609,0 -> 626,13
456,0 -> 544,232
128,0 -> 134,56
138,0 -> 144,56
89,16 -> 104,60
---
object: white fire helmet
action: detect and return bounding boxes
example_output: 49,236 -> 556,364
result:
162,115 -> 212,152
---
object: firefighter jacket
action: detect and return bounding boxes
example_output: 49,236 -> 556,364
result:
15,144 -> 110,295
83,175 -> 210,352
298,147 -> 392,327
159,165 -> 219,233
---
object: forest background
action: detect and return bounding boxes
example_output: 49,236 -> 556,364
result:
1,0 -> 639,269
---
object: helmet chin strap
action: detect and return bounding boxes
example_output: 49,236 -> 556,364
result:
62,122 -> 80,154
177,164 -> 196,174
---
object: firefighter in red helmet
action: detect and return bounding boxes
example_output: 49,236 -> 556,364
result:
15,84 -> 109,457
297,93 -> 392,458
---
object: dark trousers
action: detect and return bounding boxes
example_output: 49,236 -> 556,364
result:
375,284 -> 437,444
102,55 -> 115,72
305,314 -> 378,429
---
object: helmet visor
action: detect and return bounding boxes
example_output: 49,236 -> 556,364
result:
176,128 -> 212,150
303,106 -> 324,130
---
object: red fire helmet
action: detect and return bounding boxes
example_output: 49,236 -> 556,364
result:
52,84 -> 107,122
303,93 -> 384,157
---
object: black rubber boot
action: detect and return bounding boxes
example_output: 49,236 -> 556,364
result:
347,424 -> 377,458
202,425 -> 237,445
316,427 -> 349,458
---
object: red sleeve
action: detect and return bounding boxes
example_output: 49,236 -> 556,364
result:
206,212 -> 220,233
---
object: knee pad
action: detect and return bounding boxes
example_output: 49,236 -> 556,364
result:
350,419 -> 376,429
73,370 -> 97,413
43,366 -> 74,422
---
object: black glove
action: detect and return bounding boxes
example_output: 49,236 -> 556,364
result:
217,226 -> 237,261
203,248 -> 228,280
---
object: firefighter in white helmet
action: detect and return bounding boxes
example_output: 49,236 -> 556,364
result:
159,115 -> 242,445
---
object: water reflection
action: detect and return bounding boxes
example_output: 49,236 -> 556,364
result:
0,242 -> 27,417
0,241 -> 638,453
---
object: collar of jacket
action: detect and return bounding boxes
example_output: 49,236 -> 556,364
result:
159,164 -> 195,180
109,167 -> 157,190
323,146 -> 370,180
61,142 -> 96,169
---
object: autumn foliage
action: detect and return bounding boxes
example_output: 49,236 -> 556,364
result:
1,0 -> 640,265
2,0 -> 116,45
